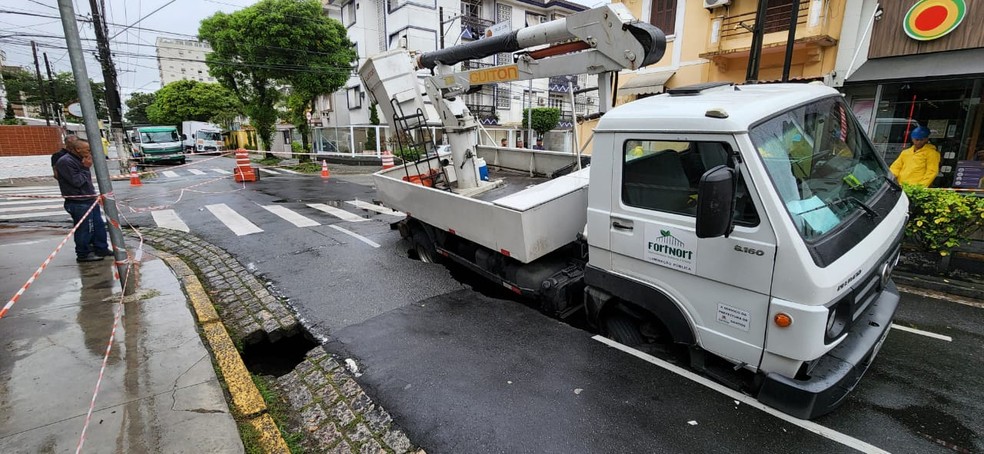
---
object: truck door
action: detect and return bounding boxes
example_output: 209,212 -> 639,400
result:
608,134 -> 777,369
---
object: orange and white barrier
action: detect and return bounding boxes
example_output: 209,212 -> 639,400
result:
321,160 -> 330,179
233,148 -> 258,183
129,166 -> 142,186
382,150 -> 395,169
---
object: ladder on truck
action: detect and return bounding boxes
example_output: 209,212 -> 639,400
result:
389,99 -> 451,191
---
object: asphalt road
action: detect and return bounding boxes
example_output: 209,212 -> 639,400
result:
6,154 -> 980,453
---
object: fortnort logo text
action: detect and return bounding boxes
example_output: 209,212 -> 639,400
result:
648,230 -> 693,260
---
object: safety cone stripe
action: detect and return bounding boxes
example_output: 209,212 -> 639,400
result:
205,203 -> 263,236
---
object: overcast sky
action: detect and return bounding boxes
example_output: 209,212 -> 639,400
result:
1,0 -> 607,103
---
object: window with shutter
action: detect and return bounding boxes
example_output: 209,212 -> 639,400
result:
649,0 -> 676,36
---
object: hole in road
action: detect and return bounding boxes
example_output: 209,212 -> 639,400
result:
241,330 -> 319,377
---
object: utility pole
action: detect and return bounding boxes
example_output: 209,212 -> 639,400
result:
88,0 -> 128,172
43,53 -> 62,126
745,0 -> 770,83
56,0 -> 130,289
31,41 -> 51,126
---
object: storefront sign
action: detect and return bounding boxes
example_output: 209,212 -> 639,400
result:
904,0 -> 967,41
953,161 -> 984,189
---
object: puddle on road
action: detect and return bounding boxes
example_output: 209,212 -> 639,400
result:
875,404 -> 976,453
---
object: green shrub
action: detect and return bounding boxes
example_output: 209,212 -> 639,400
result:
903,184 -> 984,256
290,140 -> 304,154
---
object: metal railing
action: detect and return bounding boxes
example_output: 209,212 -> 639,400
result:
461,15 -> 494,39
719,0 -> 811,41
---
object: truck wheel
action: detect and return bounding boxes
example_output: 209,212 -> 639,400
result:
412,231 -> 440,264
604,313 -> 644,346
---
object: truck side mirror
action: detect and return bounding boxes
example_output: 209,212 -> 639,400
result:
696,165 -> 736,239
181,134 -> 187,140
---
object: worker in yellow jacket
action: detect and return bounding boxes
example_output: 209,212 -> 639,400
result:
889,126 -> 939,187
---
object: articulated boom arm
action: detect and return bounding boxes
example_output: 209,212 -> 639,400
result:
358,3 -> 665,190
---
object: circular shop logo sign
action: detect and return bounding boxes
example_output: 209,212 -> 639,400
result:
904,0 -> 967,41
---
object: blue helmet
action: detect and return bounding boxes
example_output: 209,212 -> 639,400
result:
911,126 -> 930,140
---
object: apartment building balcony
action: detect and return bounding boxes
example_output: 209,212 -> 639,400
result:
462,60 -> 495,71
466,103 -> 498,125
700,0 -> 838,71
461,15 -> 494,41
548,75 -> 580,93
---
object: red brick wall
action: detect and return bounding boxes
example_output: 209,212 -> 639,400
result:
0,126 -> 64,157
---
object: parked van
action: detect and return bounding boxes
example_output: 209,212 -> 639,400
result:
130,126 -> 185,164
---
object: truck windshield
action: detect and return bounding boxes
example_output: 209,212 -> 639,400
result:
749,96 -> 890,241
141,131 -> 180,143
197,131 -> 222,141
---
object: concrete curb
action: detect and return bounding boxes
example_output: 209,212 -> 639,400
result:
161,253 -> 290,454
894,271 -> 984,301
137,228 -> 420,453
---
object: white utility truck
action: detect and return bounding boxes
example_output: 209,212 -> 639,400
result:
360,4 -> 906,419
181,120 -> 225,154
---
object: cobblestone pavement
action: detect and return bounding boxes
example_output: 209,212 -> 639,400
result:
136,227 -> 419,453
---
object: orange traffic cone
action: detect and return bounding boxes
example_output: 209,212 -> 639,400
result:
129,166 -> 142,186
381,150 -> 395,169
321,160 -> 330,179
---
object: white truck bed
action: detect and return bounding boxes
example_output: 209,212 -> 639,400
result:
373,148 -> 589,263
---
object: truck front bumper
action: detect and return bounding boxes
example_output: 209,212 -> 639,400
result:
757,280 -> 899,419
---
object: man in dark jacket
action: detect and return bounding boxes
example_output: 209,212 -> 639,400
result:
55,139 -> 111,262
51,135 -> 79,180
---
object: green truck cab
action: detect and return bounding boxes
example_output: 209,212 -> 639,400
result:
129,126 -> 185,165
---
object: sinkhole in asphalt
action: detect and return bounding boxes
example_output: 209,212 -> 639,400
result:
241,331 -> 319,377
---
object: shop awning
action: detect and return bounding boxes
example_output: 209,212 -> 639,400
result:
846,48 -> 984,83
618,69 -> 676,96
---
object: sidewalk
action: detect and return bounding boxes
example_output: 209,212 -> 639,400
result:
0,226 -> 242,453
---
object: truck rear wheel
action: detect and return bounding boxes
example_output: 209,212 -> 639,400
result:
604,313 -> 644,346
412,231 -> 440,264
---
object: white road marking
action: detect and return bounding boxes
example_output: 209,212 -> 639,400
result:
890,323 -> 952,342
0,211 -> 67,220
205,203 -> 263,236
162,170 -> 179,178
307,203 -> 367,222
261,205 -> 320,228
0,186 -> 60,193
346,200 -> 405,216
329,225 -> 380,248
0,239 -> 48,247
188,169 -> 206,175
0,204 -> 62,212
276,168 -> 303,175
258,168 -> 280,175
151,209 -> 190,232
0,199 -> 62,206
211,168 -> 232,175
592,335 -> 890,454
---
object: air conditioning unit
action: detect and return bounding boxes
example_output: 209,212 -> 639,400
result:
703,0 -> 730,9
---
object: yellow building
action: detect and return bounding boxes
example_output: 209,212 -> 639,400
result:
575,0 -> 848,151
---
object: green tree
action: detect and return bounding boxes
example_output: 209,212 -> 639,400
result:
200,0 -> 355,159
124,92 -> 156,125
521,107 -> 561,139
0,67 -> 107,121
3,102 -> 14,120
364,103 -> 379,151
146,80 -> 241,126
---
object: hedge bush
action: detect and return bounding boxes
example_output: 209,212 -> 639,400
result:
903,184 -> 984,256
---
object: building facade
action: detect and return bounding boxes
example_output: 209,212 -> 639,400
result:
839,0 -> 984,189
0,49 -> 7,113
316,0 -> 594,154
155,38 -> 216,86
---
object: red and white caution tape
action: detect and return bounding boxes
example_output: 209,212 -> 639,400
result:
0,196 -> 102,320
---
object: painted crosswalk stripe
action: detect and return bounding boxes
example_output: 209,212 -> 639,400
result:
0,211 -> 66,220
151,209 -> 190,232
211,168 -> 232,175
329,225 -> 380,248
346,200 -> 405,216
258,168 -> 281,175
0,204 -> 62,212
188,169 -> 206,175
206,203 -> 263,236
307,203 -> 367,222
162,170 -> 179,178
261,205 -> 320,228
276,168 -> 303,175
0,186 -> 60,193
0,199 -> 62,206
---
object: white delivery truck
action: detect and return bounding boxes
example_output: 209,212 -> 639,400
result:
360,4 -> 906,419
181,120 -> 226,154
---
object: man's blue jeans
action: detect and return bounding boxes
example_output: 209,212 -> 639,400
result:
64,200 -> 109,258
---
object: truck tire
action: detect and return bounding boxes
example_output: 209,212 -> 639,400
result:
604,313 -> 644,346
413,230 -> 440,264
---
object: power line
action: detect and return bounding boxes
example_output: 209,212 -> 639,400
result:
108,0 -> 175,40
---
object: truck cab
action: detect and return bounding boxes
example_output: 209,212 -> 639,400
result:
130,126 -> 185,165
585,83 -> 905,418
